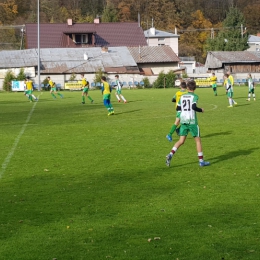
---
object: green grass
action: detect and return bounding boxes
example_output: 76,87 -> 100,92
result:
0,86 -> 259,260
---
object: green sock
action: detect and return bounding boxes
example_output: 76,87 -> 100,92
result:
88,96 -> 93,101
82,96 -> 85,102
29,95 -> 33,101
169,124 -> 177,135
58,93 -> 62,97
51,93 -> 56,98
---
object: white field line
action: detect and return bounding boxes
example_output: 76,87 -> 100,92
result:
0,97 -> 39,180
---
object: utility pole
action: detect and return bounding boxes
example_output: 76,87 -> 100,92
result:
211,28 -> 214,39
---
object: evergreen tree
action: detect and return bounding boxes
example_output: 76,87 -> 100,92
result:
102,2 -> 118,22
206,7 -> 248,51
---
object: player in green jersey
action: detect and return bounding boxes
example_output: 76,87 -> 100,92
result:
81,74 -> 94,104
165,80 -> 210,167
166,81 -> 187,142
247,73 -> 256,101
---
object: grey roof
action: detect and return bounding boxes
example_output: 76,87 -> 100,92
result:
0,47 -> 139,74
128,46 -> 180,63
205,51 -> 260,69
209,51 -> 260,62
248,35 -> 260,43
144,28 -> 179,38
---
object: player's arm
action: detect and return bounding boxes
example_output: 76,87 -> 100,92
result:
172,94 -> 176,103
192,103 -> 203,113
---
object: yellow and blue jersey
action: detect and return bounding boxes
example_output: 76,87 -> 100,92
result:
103,81 -> 111,95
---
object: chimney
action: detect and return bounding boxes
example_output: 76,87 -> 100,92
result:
94,17 -> 101,24
150,27 -> 155,35
67,18 -> 73,26
101,46 -> 108,53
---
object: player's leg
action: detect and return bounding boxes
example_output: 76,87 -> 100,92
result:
56,90 -> 63,98
50,89 -> 56,99
115,90 -> 121,102
247,90 -> 251,101
192,125 -> 210,167
252,89 -> 256,101
213,86 -> 217,96
120,94 -> 127,103
86,92 -> 94,103
108,98 -> 114,115
82,91 -> 86,104
166,116 -> 180,142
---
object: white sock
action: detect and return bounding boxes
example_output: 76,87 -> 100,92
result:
121,95 -> 126,102
229,99 -> 233,106
32,94 -> 37,100
116,94 -> 120,101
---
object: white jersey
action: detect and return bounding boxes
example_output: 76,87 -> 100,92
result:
179,93 -> 199,125
248,78 -> 254,91
115,80 -> 122,91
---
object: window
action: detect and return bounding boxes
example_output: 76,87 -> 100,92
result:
73,34 -> 88,44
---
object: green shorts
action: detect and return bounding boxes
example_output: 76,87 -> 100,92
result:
82,87 -> 89,93
249,88 -> 254,94
227,91 -> 233,98
116,89 -> 122,95
51,87 -> 56,92
103,93 -> 111,100
25,90 -> 32,95
179,124 -> 200,137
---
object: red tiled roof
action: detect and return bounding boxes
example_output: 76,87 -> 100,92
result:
25,22 -> 147,49
128,46 -> 180,63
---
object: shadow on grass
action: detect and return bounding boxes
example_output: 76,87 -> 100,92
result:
209,147 -> 260,165
114,109 -> 142,115
203,131 -> 232,138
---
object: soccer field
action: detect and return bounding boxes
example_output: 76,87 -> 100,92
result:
0,87 -> 259,260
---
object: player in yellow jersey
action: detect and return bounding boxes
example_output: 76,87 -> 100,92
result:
101,76 -> 114,115
210,72 -> 218,96
166,81 -> 187,142
81,74 -> 94,104
48,76 -> 63,99
24,77 -> 34,102
227,71 -> 237,105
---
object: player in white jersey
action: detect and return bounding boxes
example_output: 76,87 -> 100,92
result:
114,75 -> 127,103
165,80 -> 210,167
247,73 -> 256,101
224,74 -> 237,108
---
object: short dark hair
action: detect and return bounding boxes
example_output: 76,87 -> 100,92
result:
101,76 -> 106,81
115,75 -> 119,78
212,72 -> 215,75
26,76 -> 30,80
180,81 -> 187,89
187,80 -> 196,91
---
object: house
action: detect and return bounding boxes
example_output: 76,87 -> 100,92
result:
247,34 -> 260,52
144,27 -> 179,55
205,51 -> 260,82
0,47 -> 142,89
25,19 -> 147,49
128,46 -> 182,80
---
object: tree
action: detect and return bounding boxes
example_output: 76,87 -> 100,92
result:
0,0 -> 18,25
179,10 -> 212,63
102,2 -> 118,22
206,7 -> 248,52
242,4 -> 260,34
3,70 -> 16,91
16,68 -> 26,80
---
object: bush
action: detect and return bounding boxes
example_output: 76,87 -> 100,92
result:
93,68 -> 107,89
153,70 -> 177,88
143,77 -> 151,88
3,70 -> 16,91
16,68 -> 26,81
